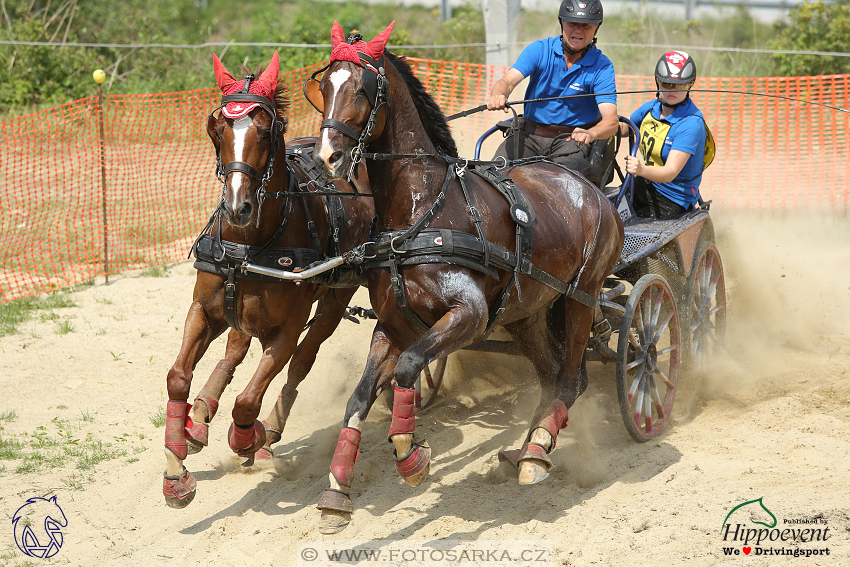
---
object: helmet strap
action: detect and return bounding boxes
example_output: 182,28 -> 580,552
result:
561,34 -> 597,57
656,80 -> 691,110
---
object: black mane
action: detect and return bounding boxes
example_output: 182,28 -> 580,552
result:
385,52 -> 458,158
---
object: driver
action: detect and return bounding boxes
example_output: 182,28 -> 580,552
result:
624,50 -> 715,219
486,0 -> 618,188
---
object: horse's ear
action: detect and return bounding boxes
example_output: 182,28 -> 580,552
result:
213,54 -> 238,92
331,21 -> 346,49
206,113 -> 221,149
367,21 -> 395,57
257,50 -> 279,92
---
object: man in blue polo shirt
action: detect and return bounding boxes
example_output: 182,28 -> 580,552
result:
486,0 -> 618,188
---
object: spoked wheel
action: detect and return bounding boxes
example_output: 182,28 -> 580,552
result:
616,274 -> 682,442
685,242 -> 727,372
382,357 -> 447,413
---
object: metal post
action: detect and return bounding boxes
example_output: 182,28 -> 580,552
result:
97,82 -> 109,285
482,0 -> 521,67
685,0 -> 696,21
441,0 -> 452,22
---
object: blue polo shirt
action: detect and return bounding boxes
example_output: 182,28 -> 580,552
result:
512,38 -> 617,127
630,98 -> 707,208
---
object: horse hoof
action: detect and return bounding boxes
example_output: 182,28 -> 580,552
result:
394,441 -> 431,487
255,446 -> 274,461
163,467 -> 197,508
403,462 -> 430,487
186,438 -> 204,455
518,460 -> 550,485
319,510 -> 351,535
185,421 -> 209,454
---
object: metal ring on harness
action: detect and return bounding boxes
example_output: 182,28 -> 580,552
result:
389,234 -> 407,254
494,155 -> 508,170
455,157 -> 468,178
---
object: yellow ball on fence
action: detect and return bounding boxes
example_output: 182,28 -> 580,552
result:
93,69 -> 106,84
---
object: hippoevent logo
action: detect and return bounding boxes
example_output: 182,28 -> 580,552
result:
11,496 -> 68,559
720,497 -> 831,558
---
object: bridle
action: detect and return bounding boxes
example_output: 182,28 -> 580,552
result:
208,73 -> 286,227
303,33 -> 389,180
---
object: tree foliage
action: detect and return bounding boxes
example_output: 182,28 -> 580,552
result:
769,0 -> 850,75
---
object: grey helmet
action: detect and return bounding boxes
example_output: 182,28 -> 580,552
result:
559,0 -> 604,26
655,51 -> 697,84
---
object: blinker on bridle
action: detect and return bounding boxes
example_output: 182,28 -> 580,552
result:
303,33 -> 389,180
209,72 -> 286,227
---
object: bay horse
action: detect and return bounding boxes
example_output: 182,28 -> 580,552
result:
308,23 -> 625,533
162,51 -> 375,508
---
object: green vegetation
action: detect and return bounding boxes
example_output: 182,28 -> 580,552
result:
4,0 -> 848,118
0,413 -> 146,489
0,291 -> 77,337
769,0 -> 850,75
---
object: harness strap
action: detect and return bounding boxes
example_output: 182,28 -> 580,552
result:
388,255 -> 431,333
299,195 -> 326,260
224,267 -> 241,332
321,118 -> 361,142
224,161 -> 263,182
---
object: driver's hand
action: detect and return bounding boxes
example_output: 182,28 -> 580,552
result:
570,128 -> 595,146
624,154 -> 644,176
487,94 -> 508,112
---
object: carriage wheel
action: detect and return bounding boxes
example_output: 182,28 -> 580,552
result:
382,357 -> 447,413
685,242 -> 727,372
616,274 -> 681,442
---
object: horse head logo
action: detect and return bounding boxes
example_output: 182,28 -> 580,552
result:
12,496 -> 68,559
721,497 -> 777,532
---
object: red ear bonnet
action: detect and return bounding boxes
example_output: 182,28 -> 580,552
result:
329,21 -> 395,66
213,51 -> 279,119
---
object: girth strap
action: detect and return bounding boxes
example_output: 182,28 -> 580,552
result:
224,267 -> 241,332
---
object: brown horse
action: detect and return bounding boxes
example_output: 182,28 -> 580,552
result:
162,51 -> 375,508
307,23 -> 625,534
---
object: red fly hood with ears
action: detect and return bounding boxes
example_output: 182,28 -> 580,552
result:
213,51 -> 280,118
329,21 -> 395,66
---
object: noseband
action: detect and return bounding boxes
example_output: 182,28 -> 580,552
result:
209,73 -> 286,227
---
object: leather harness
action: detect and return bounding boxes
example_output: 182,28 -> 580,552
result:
359,163 -> 603,337
191,146 -> 365,332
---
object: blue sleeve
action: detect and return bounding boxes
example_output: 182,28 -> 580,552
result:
630,101 -> 654,128
512,40 -> 544,78
592,56 -> 617,105
670,117 -> 706,155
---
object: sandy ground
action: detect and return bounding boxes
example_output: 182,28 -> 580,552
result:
1,211 -> 849,567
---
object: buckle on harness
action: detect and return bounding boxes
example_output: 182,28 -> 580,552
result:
593,318 -> 613,341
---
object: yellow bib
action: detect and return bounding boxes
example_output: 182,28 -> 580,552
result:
638,112 -> 716,171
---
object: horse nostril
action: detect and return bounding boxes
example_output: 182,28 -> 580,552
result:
328,151 -> 342,165
237,202 -> 253,219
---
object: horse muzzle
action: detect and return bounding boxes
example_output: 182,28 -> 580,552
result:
313,142 -> 351,181
222,198 -> 255,228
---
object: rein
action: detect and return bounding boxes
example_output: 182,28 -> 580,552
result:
445,88 -> 850,122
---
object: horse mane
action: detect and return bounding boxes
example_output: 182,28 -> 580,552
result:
239,63 -> 290,133
384,52 -> 458,158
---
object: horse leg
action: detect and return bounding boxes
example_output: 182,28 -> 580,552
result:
515,299 -> 595,485
389,297 -> 488,488
318,325 -> 401,535
186,329 -> 252,454
164,300 -> 227,508
258,287 -> 358,459
228,312 -> 308,466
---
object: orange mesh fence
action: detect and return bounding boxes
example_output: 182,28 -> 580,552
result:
2,58 -> 848,303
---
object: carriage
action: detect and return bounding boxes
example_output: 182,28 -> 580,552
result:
401,116 -> 727,443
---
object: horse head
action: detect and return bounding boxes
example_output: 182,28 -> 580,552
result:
207,51 -> 289,228
312,21 -> 394,180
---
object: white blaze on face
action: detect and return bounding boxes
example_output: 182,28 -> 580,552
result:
318,68 -> 352,165
228,116 -> 254,211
